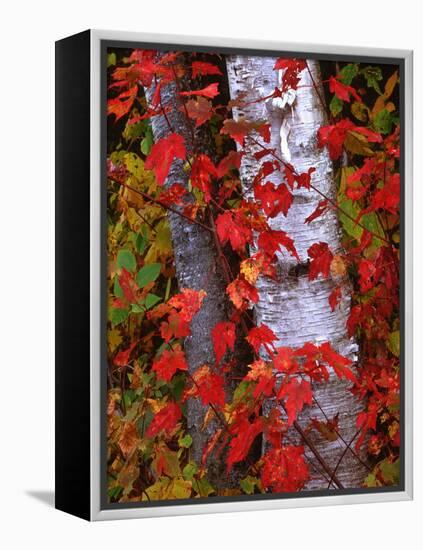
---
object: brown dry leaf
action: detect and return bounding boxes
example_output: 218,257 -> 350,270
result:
118,421 -> 139,457
117,454 -> 140,497
330,255 -> 347,278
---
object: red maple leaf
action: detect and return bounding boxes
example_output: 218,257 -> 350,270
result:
278,378 -> 312,425
319,342 -> 357,383
215,211 -> 253,253
284,165 -> 316,191
361,173 -> 400,215
245,360 -> 275,398
152,348 -> 188,382
168,288 -> 206,323
317,119 -> 355,160
118,268 -> 139,304
188,365 -> 225,407
114,340 -> 139,368
254,181 -> 293,218
227,277 -> 259,310
273,347 -> 298,374
160,311 -> 191,342
146,402 -> 182,438
305,199 -> 329,224
216,151 -> 242,179
328,287 -> 342,311
158,183 -> 187,206
353,127 -> 383,143
261,446 -> 309,492
180,83 -> 220,99
273,59 -> 307,91
307,242 -> 333,280
227,418 -> 263,471
246,324 -> 278,354
212,321 -> 236,365
190,154 -> 217,201
221,119 -> 271,146
107,85 -> 138,121
258,229 -> 299,260
329,76 -> 361,103
191,61 -> 222,78
144,133 -> 186,185
358,258 -> 377,292
355,402 -> 378,450
318,119 -> 382,160
184,97 -> 213,127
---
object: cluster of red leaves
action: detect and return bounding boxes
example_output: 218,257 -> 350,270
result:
107,49 -> 401,500
317,72 -> 401,471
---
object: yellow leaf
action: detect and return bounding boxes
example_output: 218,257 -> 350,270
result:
351,101 -> 369,122
124,152 -> 157,194
344,131 -> 374,157
108,328 -> 123,352
383,71 -> 399,100
240,257 -> 260,284
144,219 -> 172,263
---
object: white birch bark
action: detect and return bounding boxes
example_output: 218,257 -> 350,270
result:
226,56 -> 367,489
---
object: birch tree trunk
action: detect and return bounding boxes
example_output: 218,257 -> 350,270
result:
226,57 -> 367,489
145,57 -> 251,487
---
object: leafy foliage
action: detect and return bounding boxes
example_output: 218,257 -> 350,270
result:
106,48 -> 400,502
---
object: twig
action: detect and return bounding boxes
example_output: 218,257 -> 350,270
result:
249,136 -> 391,245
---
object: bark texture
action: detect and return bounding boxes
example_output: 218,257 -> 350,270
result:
226,56 -> 367,489
145,58 -> 251,487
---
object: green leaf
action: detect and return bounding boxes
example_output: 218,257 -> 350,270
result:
131,303 -> 145,314
361,66 -> 383,95
330,95 -> 344,117
145,293 -> 161,309
134,228 -> 149,255
240,476 -> 258,495
338,63 -> 359,85
140,129 -> 153,155
164,277 -> 172,302
110,307 -> 129,327
123,121 -> 146,141
374,108 -> 394,135
117,249 -> 136,272
379,458 -> 400,485
170,374 -> 186,402
114,276 -> 123,298
108,485 -> 123,499
193,477 -> 214,497
364,472 -> 378,487
136,263 -> 161,287
178,434 -> 193,448
233,380 -> 253,404
169,478 -> 192,499
387,330 -> 400,357
338,195 -> 385,248
107,52 -> 116,68
183,462 -> 198,481
338,168 -> 385,247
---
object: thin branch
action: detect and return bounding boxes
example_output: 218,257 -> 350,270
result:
115,180 -> 214,233
249,136 -> 391,245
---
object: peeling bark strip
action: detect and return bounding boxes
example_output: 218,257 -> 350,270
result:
226,57 -> 367,488
145,56 -> 251,487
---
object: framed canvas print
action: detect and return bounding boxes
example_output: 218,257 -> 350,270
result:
55,29 -> 413,521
